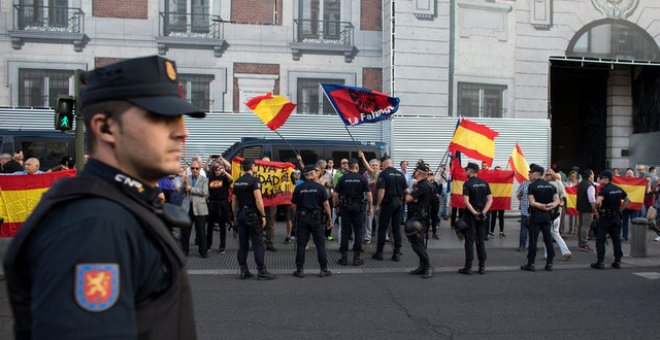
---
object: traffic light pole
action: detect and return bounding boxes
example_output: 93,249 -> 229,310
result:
74,69 -> 85,172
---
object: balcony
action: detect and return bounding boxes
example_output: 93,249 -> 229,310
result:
290,19 -> 357,62
9,5 -> 88,51
156,12 -> 227,57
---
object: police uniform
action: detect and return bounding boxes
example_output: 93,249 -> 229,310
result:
523,166 -> 557,271
461,164 -> 492,274
592,172 -> 627,269
374,161 -> 408,261
334,169 -> 370,265
3,56 -> 201,340
292,165 -> 331,277
232,171 -> 273,279
405,165 -> 433,278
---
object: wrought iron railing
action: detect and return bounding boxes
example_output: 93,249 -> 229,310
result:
293,19 -> 354,45
13,5 -> 83,33
160,12 -> 222,39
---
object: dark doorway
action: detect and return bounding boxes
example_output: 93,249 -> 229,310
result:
550,62 -> 608,172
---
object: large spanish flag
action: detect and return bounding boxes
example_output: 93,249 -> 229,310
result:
231,157 -> 295,207
612,176 -> 646,211
448,118 -> 499,167
565,185 -> 578,216
245,92 -> 296,131
0,169 -> 76,237
450,169 -> 513,210
508,143 -> 529,183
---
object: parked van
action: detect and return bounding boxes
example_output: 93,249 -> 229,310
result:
0,130 -> 76,171
222,138 -> 387,169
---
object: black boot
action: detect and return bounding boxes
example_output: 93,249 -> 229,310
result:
240,266 -> 253,280
372,252 -> 384,260
458,267 -> 472,275
410,266 -> 425,275
337,252 -> 348,266
319,267 -> 332,278
353,252 -> 364,266
293,268 -> 304,278
590,262 -> 604,270
520,263 -> 536,272
422,266 -> 433,279
257,268 -> 275,280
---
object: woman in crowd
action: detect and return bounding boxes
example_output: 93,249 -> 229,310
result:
544,169 -> 573,261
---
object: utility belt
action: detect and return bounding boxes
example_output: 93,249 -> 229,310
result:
598,208 -> 620,219
528,206 -> 550,215
382,195 -> 403,206
409,209 -> 428,220
298,207 -> 322,220
338,196 -> 366,212
240,206 -> 259,217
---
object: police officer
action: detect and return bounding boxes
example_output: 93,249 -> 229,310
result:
405,163 -> 434,278
3,56 -> 201,339
591,171 -> 630,270
521,165 -> 560,272
373,156 -> 408,261
333,159 -> 372,266
231,159 -> 275,280
459,162 -> 492,275
292,164 -> 333,278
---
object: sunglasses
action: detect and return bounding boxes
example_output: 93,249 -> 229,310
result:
341,161 -> 348,164
191,167 -> 200,170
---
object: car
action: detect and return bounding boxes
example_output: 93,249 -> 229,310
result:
0,129 -> 76,171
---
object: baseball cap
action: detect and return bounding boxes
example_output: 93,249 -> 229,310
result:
80,55 -> 205,118
530,165 -> 544,174
599,170 -> 613,180
303,164 -> 317,174
466,162 -> 479,171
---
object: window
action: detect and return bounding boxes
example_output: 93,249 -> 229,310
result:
18,0 -> 69,30
457,82 -> 506,118
299,0 -> 341,40
297,78 -> 344,114
18,68 -> 73,108
240,146 -> 262,159
567,19 -> 660,62
165,0 -> 211,34
179,74 -> 214,111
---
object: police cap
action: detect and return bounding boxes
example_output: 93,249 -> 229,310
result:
530,165 -> 544,174
303,164 -> 317,174
80,55 -> 205,118
380,155 -> 391,163
466,162 -> 479,171
415,163 -> 430,173
599,170 -> 613,180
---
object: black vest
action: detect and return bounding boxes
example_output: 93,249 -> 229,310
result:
576,180 -> 594,213
3,176 -> 197,340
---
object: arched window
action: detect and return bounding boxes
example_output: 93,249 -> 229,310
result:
566,19 -> 660,62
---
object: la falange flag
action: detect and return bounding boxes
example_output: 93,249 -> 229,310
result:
508,143 -> 530,183
0,169 -> 76,237
321,84 -> 400,126
450,168 -> 514,211
245,92 -> 296,130
448,118 -> 499,167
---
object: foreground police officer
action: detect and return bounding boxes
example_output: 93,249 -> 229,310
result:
292,164 -> 333,277
373,156 -> 408,261
232,159 -> 275,280
591,171 -> 630,270
459,162 -> 492,275
333,159 -> 372,266
3,56 -> 201,339
522,165 -> 560,272
405,163 -> 433,278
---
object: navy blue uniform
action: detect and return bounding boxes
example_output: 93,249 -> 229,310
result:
462,176 -> 492,269
376,167 -> 408,254
233,173 -> 267,270
596,183 -> 628,263
335,172 -> 370,254
527,179 -> 557,265
408,180 -> 433,267
292,179 -> 329,270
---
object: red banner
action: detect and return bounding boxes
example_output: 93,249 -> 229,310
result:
231,157 -> 296,206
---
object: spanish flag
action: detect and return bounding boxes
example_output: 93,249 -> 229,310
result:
0,169 -> 76,237
450,169 -> 513,210
448,118 -> 499,167
231,157 -> 295,207
612,176 -> 647,211
508,143 -> 529,183
245,92 -> 296,131
565,186 -> 578,216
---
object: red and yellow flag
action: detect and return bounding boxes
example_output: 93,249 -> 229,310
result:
612,176 -> 646,211
245,92 -> 296,131
565,186 -> 578,216
231,157 -> 295,207
508,143 -> 529,183
447,118 -> 499,167
0,169 -> 76,237
450,169 -> 513,210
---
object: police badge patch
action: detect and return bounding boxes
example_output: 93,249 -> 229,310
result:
75,264 -> 120,312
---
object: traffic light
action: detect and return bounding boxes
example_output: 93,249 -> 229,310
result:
54,95 -> 75,131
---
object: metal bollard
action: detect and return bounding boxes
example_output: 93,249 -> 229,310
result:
630,217 -> 648,258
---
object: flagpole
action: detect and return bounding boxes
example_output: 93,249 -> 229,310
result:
343,125 -> 361,152
434,117 -> 462,174
273,129 -> 299,156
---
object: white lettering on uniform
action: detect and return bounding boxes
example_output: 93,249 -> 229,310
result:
114,174 -> 144,191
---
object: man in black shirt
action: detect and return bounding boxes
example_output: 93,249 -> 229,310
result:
405,164 -> 434,278
231,159 -> 275,280
591,171 -> 630,269
333,159 -> 372,266
207,162 -> 233,253
373,156 -> 408,261
522,165 -> 560,272
459,162 -> 492,275
292,164 -> 333,278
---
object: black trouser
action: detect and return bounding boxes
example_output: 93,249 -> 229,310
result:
527,216 -> 554,265
463,215 -> 487,268
377,201 -> 403,253
295,214 -> 328,269
264,206 -> 276,247
181,207 -> 207,255
207,200 -> 229,250
596,217 -> 623,263
451,207 -> 464,227
236,211 -> 266,269
430,200 -> 440,235
340,210 -> 365,253
408,217 -> 430,267
490,210 -> 504,233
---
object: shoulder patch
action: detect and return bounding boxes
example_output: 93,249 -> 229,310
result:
75,263 -> 120,312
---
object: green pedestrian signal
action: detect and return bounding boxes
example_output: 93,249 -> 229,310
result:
54,96 -> 75,131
